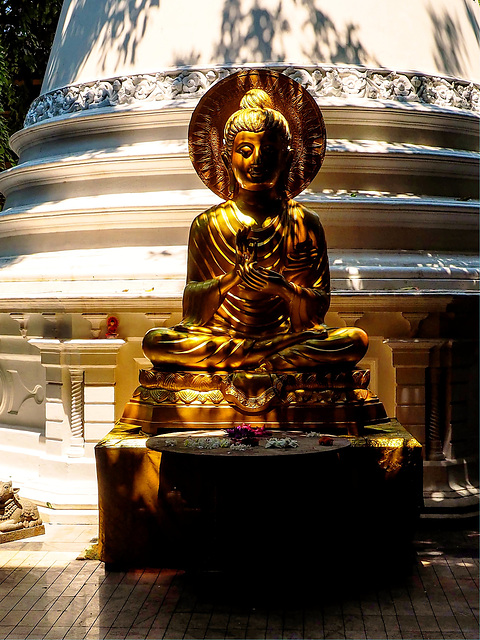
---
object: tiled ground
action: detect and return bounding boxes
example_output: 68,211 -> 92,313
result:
0,520 -> 478,640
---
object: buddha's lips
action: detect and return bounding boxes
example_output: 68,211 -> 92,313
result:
248,168 -> 270,180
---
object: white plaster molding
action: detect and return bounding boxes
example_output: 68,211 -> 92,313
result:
384,339 -> 445,367
301,197 -> 479,230
28,339 -> 126,461
337,312 -> 364,327
4,369 -> 44,415
0,293 -> 456,317
402,312 -> 430,338
1,296 -> 184,314
24,65 -> 480,127
0,153 -> 193,195
145,313 -> 172,328
11,101 -> 479,161
9,313 -> 30,339
2,143 -> 477,199
0,368 -> 6,416
2,243 -> 473,311
2,76 -> 475,265
331,295 -> 454,314
42,312 -> 60,339
67,368 -> 85,458
0,247 -> 473,309
0,199 -> 477,257
29,338 -> 125,354
82,313 -> 108,339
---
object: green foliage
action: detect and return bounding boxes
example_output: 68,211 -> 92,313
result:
0,0 -> 63,170
0,40 -> 15,169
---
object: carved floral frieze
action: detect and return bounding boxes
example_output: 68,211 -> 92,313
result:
25,65 -> 480,127
133,367 -> 377,413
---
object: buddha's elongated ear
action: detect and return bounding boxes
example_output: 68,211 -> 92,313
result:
275,145 -> 294,199
221,151 -> 238,200
284,146 -> 294,171
221,151 -> 230,171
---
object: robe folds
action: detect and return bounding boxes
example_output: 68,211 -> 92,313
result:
143,200 -> 367,370
182,199 -> 330,336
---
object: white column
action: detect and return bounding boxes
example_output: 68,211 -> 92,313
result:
29,339 -> 125,458
68,368 -> 85,457
384,339 -> 443,451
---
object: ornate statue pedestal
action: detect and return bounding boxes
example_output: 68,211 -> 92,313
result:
121,368 -> 388,436
95,419 -> 422,571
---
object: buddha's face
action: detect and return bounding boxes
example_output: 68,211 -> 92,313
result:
231,129 -> 287,192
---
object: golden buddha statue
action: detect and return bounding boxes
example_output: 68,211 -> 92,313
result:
122,70 -> 386,435
143,72 -> 367,372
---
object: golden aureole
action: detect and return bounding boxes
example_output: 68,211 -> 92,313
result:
123,69 -> 387,434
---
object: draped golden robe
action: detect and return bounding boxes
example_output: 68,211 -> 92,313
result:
143,200 -> 367,370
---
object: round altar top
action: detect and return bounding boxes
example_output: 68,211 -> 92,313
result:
188,69 -> 327,200
145,430 -> 350,457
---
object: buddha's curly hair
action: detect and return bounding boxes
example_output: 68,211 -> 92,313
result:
223,89 -> 292,158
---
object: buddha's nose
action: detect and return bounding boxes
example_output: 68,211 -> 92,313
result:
252,147 -> 262,163
255,147 -> 267,164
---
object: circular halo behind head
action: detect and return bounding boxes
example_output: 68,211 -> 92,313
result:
188,69 -> 326,200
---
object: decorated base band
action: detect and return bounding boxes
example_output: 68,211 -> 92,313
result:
121,367 -> 388,436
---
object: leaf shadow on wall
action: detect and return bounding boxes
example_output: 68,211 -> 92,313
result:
43,0 -> 161,91
213,0 -> 380,68
215,0 -> 289,64
298,0 -> 380,67
428,1 -> 479,79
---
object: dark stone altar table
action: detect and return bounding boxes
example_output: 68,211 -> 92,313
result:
95,420 -> 422,571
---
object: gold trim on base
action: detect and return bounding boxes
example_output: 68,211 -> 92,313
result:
122,368 -> 388,436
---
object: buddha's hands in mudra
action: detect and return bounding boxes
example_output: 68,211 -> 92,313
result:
234,228 -> 293,301
240,263 -> 292,301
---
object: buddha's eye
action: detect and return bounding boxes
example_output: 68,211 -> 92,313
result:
236,145 -> 253,158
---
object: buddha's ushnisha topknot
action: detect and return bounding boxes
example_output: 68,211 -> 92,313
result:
239,88 -> 274,110
223,89 -> 291,161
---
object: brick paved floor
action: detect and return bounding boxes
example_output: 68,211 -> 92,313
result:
0,519 -> 478,640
